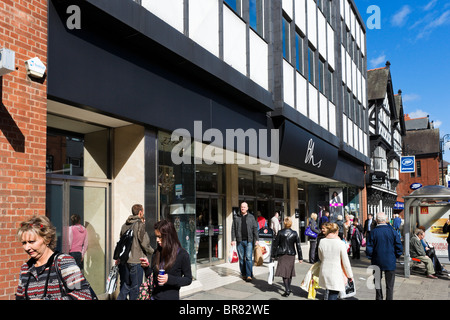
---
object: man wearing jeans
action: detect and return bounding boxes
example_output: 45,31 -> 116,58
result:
116,204 -> 154,300
231,202 -> 259,282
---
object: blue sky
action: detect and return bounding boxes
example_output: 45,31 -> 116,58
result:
354,0 -> 450,162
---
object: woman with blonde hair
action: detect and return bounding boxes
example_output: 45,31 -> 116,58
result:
16,215 -> 94,300
271,216 -> 303,297
318,222 -> 353,300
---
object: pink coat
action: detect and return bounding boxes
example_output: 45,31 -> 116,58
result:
69,224 -> 88,257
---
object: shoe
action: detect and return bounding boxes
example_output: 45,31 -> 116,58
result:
427,274 -> 438,279
281,291 -> 290,297
246,277 -> 252,282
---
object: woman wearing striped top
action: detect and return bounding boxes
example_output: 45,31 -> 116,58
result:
16,215 -> 94,300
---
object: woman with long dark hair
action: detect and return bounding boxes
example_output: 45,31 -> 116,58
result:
140,219 -> 192,300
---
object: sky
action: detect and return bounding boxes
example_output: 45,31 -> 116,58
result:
354,0 -> 450,162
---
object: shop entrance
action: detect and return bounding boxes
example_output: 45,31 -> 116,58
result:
195,195 -> 225,266
46,177 -> 110,297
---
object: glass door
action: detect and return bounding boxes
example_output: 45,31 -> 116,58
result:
46,177 -> 109,296
195,196 -> 224,266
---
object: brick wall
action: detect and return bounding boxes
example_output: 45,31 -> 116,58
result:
397,156 -> 441,215
0,0 -> 47,299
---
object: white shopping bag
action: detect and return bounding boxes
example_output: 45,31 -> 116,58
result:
106,265 -> 119,294
267,261 -> 274,284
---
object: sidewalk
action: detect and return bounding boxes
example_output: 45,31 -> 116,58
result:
180,244 -> 450,300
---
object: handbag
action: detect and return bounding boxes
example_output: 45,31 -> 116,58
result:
106,265 -> 119,294
138,274 -> 153,300
305,226 -> 318,238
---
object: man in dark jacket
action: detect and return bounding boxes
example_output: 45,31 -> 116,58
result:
366,212 -> 403,300
231,202 -> 259,282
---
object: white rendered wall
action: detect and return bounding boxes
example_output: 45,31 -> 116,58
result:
189,0 -> 220,57
223,6 -> 247,75
141,0 -> 184,33
249,30 -> 269,90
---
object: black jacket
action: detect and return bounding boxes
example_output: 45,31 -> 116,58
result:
144,247 -> 192,300
271,228 -> 303,260
231,213 -> 259,243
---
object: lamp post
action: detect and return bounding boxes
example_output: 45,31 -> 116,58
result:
440,134 -> 450,186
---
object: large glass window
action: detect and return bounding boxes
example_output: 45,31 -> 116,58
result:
295,31 -> 304,74
224,0 -> 241,15
249,0 -> 264,37
47,128 -> 109,178
158,131 -> 196,273
282,16 -> 291,61
239,169 -> 255,196
308,46 -> 316,85
318,57 -> 325,94
327,67 -> 334,102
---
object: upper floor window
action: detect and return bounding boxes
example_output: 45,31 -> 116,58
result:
326,67 -> 334,102
282,16 -> 291,61
295,31 -> 304,74
224,0 -> 242,15
318,57 -> 325,94
249,0 -> 264,37
411,161 -> 421,178
308,46 -> 316,85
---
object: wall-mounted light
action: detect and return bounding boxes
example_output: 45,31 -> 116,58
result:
0,48 -> 15,76
25,57 -> 46,78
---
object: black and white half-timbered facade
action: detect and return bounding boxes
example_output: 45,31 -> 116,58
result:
367,62 -> 406,218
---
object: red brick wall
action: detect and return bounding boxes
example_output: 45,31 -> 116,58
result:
0,0 -> 47,299
396,156 -> 441,214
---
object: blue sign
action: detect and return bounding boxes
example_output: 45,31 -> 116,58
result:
410,183 -> 422,190
400,156 -> 415,173
394,202 -> 404,210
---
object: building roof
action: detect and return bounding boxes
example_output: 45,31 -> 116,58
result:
405,116 -> 431,131
367,66 -> 390,101
403,128 -> 440,155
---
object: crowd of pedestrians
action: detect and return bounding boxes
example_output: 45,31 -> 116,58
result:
14,201 -> 449,301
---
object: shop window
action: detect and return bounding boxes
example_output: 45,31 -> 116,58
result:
196,163 -> 224,193
239,169 -> 255,196
273,176 -> 286,199
46,128 -> 110,179
256,174 -> 272,196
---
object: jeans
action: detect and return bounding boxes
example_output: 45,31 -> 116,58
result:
325,290 -> 340,300
117,263 -> 144,300
237,241 -> 254,278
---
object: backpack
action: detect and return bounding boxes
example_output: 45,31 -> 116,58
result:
113,223 -> 136,264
